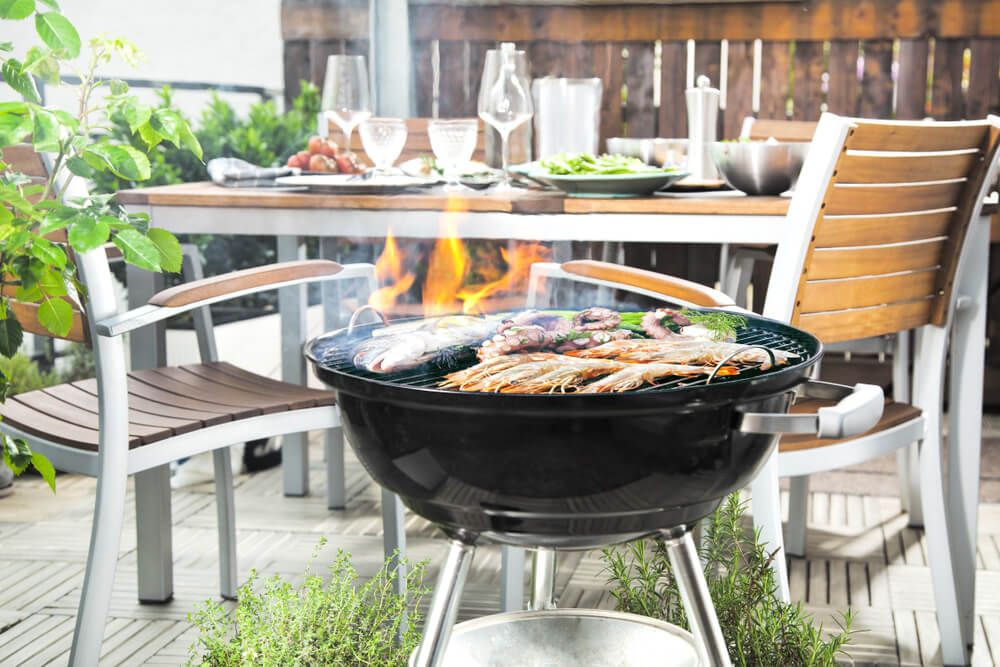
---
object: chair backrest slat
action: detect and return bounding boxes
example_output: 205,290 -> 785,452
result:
742,118 -> 817,142
782,115 -> 1000,344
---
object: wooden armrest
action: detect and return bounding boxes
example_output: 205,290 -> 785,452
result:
561,260 -> 736,308
148,260 -> 343,307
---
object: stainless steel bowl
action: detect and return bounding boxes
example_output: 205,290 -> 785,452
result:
415,608 -> 701,667
709,141 -> 809,195
607,138 -> 689,169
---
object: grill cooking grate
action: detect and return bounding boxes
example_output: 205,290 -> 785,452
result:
313,317 -> 817,394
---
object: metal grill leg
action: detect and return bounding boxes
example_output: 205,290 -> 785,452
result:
412,539 -> 476,667
663,530 -> 731,667
528,547 -> 557,610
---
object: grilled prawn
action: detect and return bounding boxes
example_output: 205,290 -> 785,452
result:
578,362 -> 713,393
565,338 -> 797,369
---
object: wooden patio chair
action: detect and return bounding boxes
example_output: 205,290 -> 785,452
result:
0,148 -> 403,665
528,112 -> 1000,665
739,116 -> 818,142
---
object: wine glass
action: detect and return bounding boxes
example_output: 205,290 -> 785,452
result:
428,119 -> 478,191
359,118 -> 408,175
478,43 -> 533,191
322,55 -> 372,153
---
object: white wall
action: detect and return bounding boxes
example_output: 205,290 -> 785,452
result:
2,0 -> 286,115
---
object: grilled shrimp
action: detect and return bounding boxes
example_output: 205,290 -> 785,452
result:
578,362 -> 711,393
439,353 -> 564,389
565,338 -> 797,369
440,355 -> 626,393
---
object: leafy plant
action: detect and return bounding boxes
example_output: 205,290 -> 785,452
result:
0,352 -> 59,395
187,542 -> 427,666
603,494 -> 854,666
1,3 -> 202,487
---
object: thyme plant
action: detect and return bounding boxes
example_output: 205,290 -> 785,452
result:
1,1 -> 201,487
187,543 -> 427,667
603,494 -> 855,666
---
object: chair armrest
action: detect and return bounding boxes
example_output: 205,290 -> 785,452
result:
560,260 -> 737,309
96,260 -> 370,338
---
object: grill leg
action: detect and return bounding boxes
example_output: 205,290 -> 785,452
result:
528,548 -> 557,610
412,539 -> 476,667
663,529 -> 732,667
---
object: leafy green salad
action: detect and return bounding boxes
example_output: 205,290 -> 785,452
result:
539,152 -> 678,176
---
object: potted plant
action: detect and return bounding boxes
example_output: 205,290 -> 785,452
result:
1,2 -> 202,488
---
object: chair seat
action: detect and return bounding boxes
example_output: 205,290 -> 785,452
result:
0,362 -> 336,451
779,398 -> 921,453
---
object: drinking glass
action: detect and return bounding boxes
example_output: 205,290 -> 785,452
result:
478,43 -> 533,191
322,55 -> 372,152
428,119 -> 479,191
359,118 -> 408,175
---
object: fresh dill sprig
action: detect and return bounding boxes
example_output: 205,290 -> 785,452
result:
679,309 -> 748,341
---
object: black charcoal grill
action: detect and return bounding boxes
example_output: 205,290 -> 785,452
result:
305,308 -> 883,667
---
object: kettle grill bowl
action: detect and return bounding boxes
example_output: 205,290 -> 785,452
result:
308,314 -> 821,548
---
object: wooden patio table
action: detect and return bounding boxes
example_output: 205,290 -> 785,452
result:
115,180 -> 993,612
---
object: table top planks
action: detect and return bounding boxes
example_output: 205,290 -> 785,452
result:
116,181 -> 791,216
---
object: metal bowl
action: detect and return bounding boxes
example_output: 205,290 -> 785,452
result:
709,141 -> 809,195
607,138 -> 689,169
415,609 -> 701,667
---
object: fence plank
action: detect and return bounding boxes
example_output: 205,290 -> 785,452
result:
760,41 -> 792,120
792,40 -> 826,120
931,38 -> 967,120
694,41 -> 722,91
896,39 -> 930,119
859,39 -> 894,118
967,39 -> 1000,117
827,40 -> 860,115
623,42 -> 657,138
411,40 -> 435,117
659,41 -> 688,138
439,41 -> 474,117
283,40 -> 310,106
594,43 -> 625,147
723,40 -> 755,138
308,39 -> 344,91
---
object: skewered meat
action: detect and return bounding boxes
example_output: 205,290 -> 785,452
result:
573,307 -> 621,331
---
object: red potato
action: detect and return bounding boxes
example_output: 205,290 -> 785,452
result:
287,154 -> 300,168
308,154 -> 330,172
334,153 -> 361,174
307,136 -> 325,154
295,150 -> 311,165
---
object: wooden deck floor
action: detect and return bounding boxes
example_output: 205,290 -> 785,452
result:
1,437 -> 999,666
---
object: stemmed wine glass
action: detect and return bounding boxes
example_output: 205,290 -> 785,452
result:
359,118 -> 408,176
322,55 -> 372,153
478,43 -> 533,191
428,119 -> 478,191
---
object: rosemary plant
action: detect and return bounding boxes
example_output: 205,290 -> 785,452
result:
187,542 -> 427,667
603,494 -> 854,666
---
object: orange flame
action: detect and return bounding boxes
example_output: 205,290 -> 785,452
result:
368,231 -> 416,311
368,197 -> 551,316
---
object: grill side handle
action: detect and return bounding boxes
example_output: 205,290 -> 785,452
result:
738,381 -> 884,439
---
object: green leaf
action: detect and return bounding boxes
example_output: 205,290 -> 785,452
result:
22,46 -> 60,83
14,284 -> 42,302
149,108 -> 181,146
36,296 -> 72,336
67,214 -> 110,252
37,269 -> 67,297
0,112 -> 32,147
0,42 -> 13,52
0,0 -> 35,20
120,97 -> 150,133
0,314 -> 24,357
112,228 -> 161,272
30,452 -> 56,492
136,122 -> 163,149
34,11 -> 80,59
31,237 -> 67,270
1,59 -> 41,103
108,79 -> 128,95
65,155 -> 96,178
30,105 -> 61,152
2,436 -> 32,475
84,144 -> 151,181
177,121 -> 203,160
146,228 -> 182,272
36,0 -> 57,9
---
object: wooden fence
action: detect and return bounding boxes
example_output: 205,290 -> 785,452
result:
282,0 -> 999,148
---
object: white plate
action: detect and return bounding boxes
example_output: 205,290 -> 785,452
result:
274,174 -> 440,194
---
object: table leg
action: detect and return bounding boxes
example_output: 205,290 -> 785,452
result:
947,214 -> 989,652
278,236 -> 310,497
126,262 -> 174,603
